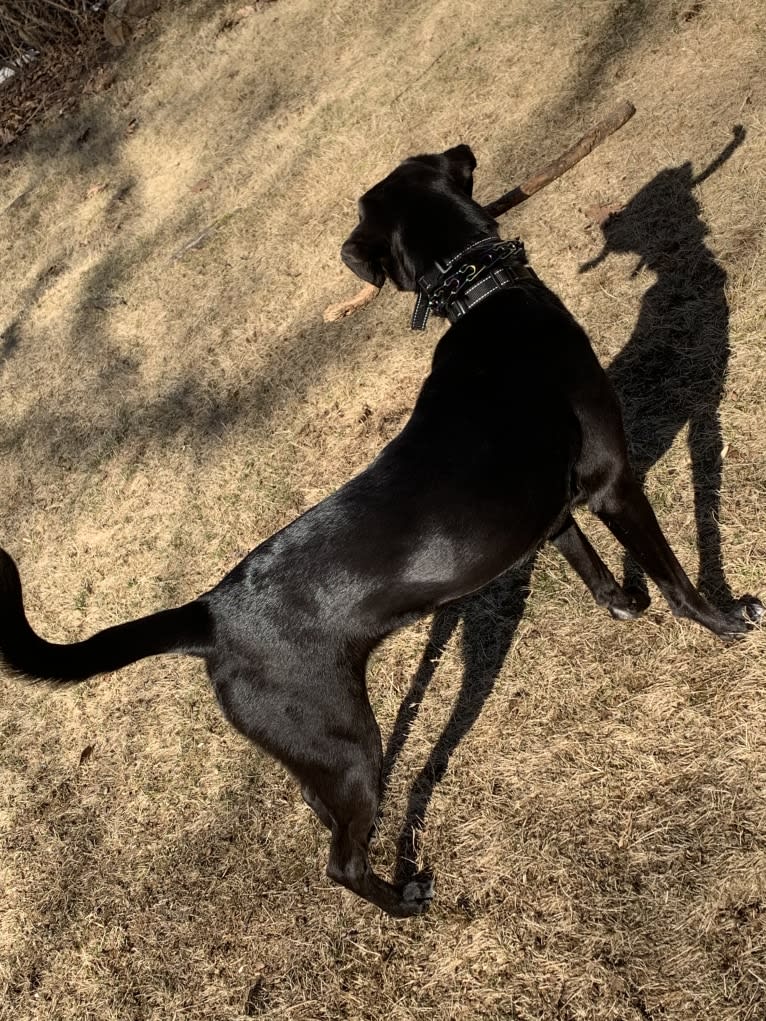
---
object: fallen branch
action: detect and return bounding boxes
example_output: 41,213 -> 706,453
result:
324,99 -> 635,323
323,282 -> 381,323
483,100 -> 635,217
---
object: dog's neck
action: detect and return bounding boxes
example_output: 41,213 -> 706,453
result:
410,236 -> 533,330
394,196 -> 499,289
409,229 -> 498,279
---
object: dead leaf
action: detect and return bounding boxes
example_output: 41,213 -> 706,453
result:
104,0 -> 160,46
584,201 -> 624,227
219,5 -> 257,32
84,67 -> 117,94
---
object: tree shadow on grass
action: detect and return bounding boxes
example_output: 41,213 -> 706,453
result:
488,0 -> 656,206
568,0 -> 653,111
0,295 -> 372,472
0,260 -> 70,364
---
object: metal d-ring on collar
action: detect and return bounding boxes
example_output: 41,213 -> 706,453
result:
410,236 -> 531,330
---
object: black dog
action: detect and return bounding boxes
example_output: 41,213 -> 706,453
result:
0,145 -> 761,917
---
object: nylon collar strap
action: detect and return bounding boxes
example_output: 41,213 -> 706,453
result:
410,236 -> 533,330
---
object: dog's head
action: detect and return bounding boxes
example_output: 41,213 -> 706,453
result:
340,144 -> 496,292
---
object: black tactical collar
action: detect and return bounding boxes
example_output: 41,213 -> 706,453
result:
410,236 -> 535,330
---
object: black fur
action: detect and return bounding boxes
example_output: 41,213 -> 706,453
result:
0,146 -> 761,918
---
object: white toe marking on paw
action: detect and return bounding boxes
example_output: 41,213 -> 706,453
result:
402,881 -> 420,902
610,605 -> 635,620
403,878 -> 434,902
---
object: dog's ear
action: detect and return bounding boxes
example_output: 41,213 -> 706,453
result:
442,144 -> 477,197
340,223 -> 386,287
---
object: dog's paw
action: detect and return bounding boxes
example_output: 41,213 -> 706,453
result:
730,595 -> 763,627
716,595 -> 764,639
400,874 -> 435,915
608,587 -> 651,621
737,595 -> 764,623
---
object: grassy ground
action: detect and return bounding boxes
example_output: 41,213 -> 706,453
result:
1,1 -> 765,1018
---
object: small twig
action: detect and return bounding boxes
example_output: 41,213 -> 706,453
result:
390,48 -> 452,107
170,226 -> 218,261
169,209 -> 240,261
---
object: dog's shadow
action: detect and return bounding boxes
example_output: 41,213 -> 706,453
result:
383,127 -> 746,886
592,125 -> 746,605
381,557 -> 535,884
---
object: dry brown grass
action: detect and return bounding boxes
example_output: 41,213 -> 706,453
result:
1,0 -> 765,1018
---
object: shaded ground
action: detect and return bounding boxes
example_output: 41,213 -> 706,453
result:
1,1 -> 765,1019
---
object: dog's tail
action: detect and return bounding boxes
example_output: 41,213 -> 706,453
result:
0,548 -> 213,683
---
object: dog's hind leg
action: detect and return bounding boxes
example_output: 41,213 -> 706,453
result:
312,698 -> 433,917
213,652 -> 433,916
551,515 -> 650,620
301,785 -> 333,829
322,769 -> 433,918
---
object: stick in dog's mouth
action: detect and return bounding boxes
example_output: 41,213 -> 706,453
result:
323,281 -> 381,322
323,99 -> 636,324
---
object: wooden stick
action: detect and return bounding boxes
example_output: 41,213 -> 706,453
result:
483,100 -> 635,218
324,99 -> 636,322
323,281 -> 381,323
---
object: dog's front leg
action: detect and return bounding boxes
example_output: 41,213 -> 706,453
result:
550,514 -> 649,620
590,473 -> 763,638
